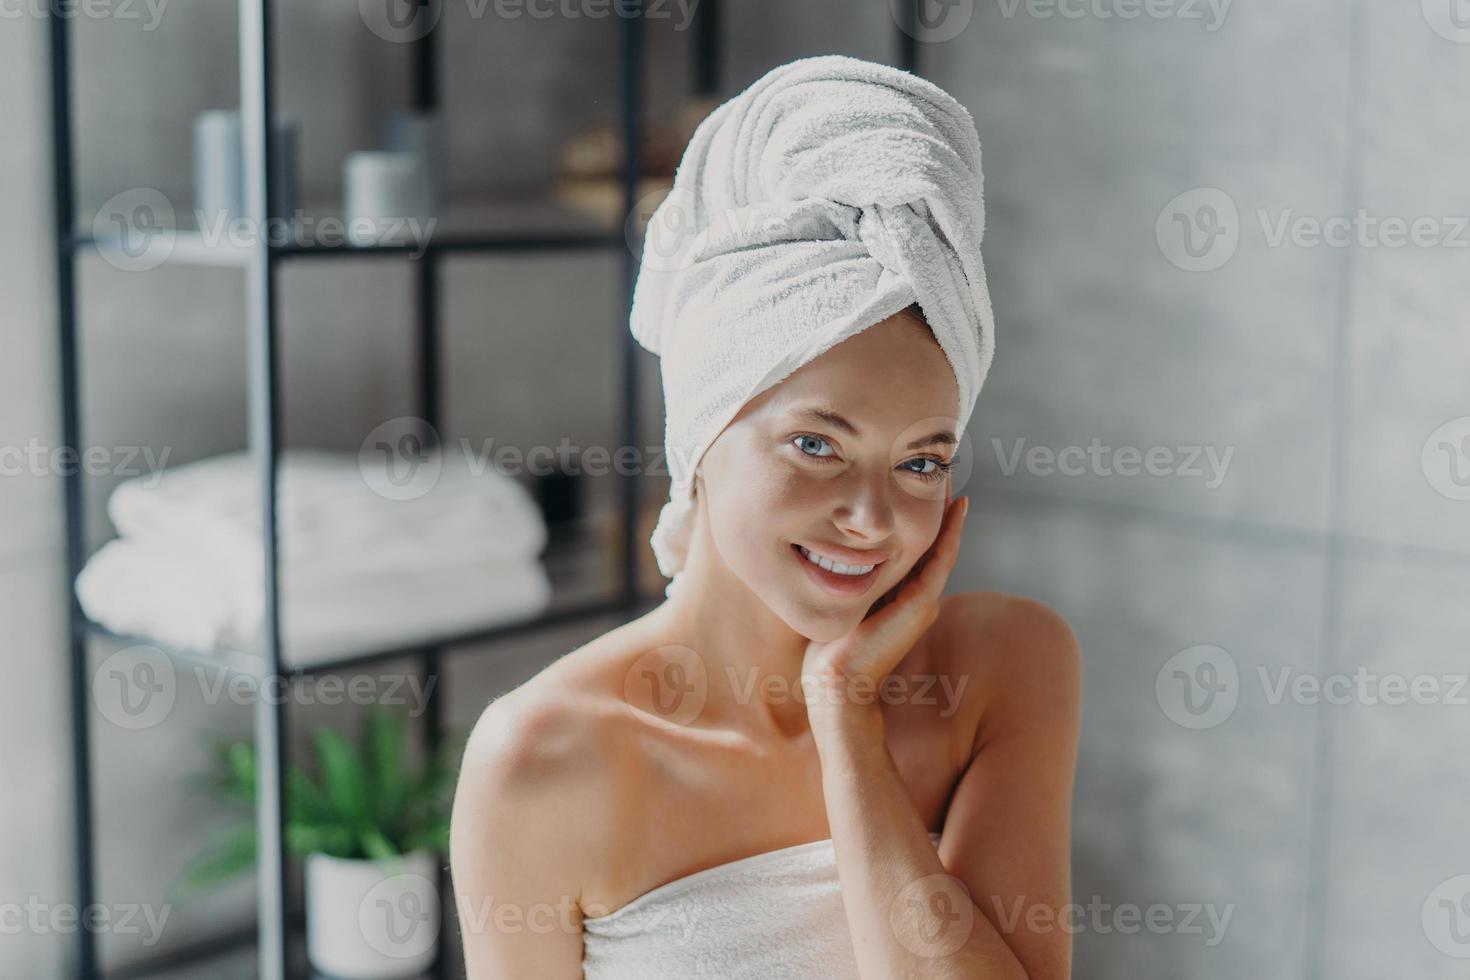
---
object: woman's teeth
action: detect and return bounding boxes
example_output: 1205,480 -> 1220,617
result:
797,545 -> 876,576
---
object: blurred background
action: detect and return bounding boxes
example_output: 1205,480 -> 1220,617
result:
3,0 -> 1468,978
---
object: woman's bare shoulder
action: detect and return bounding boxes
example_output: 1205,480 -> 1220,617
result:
930,591 -> 1082,728
458,616 -> 661,794
936,589 -> 1078,656
451,616 -> 664,884
448,619 -> 672,964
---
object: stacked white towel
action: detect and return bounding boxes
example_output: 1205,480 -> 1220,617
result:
75,447 -> 554,666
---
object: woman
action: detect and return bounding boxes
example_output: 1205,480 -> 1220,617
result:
451,55 -> 1081,980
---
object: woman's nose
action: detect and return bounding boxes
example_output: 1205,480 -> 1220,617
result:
830,469 -> 897,540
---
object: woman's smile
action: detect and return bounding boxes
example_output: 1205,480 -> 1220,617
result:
790,542 -> 887,596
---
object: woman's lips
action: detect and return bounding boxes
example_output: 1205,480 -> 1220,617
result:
791,542 -> 884,597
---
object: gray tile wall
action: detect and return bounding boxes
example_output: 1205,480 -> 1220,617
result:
3,0 -> 1465,977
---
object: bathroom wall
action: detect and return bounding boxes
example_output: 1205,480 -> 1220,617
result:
3,0 -> 1467,977
931,1 -> 1470,977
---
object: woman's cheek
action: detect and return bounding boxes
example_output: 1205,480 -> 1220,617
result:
893,496 -> 944,562
749,453 -> 825,508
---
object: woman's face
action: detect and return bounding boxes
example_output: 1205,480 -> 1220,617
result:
694,311 -> 963,641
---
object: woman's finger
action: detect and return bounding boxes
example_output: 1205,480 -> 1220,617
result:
849,496 -> 969,672
913,495 -> 968,601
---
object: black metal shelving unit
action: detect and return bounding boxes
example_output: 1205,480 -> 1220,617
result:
48,2 -> 920,976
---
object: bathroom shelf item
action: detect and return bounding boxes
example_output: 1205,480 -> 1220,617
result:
48,1 -> 923,976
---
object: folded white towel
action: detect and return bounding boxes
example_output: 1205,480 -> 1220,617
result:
76,536 -> 553,667
80,445 -> 555,664
629,54 -> 996,597
75,536 -> 240,653
108,447 -> 547,585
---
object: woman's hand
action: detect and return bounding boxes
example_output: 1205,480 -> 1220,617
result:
800,494 -> 969,734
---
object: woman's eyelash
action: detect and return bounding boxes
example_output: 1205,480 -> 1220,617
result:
905,457 -> 954,482
792,433 -> 836,458
790,434 -> 952,483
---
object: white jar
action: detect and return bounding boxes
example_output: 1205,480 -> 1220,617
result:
343,151 -> 433,247
305,849 -> 439,979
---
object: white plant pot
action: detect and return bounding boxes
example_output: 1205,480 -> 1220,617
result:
305,849 -> 439,979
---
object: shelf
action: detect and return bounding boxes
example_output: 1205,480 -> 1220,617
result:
80,230 -> 256,267
78,520 -> 667,677
68,187 -> 666,266
80,591 -> 661,678
106,911 -> 440,980
106,922 -> 257,980
50,0 -> 673,973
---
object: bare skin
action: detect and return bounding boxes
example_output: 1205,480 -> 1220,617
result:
451,308 -> 1082,979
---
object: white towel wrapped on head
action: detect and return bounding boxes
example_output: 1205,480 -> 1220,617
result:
629,54 -> 997,597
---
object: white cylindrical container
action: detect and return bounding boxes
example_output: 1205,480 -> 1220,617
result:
383,109 -> 439,219
344,151 -> 431,247
194,110 -> 242,228
305,849 -> 440,980
193,110 -> 298,228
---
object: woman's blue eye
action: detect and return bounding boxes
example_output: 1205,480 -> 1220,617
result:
793,434 -> 835,458
904,457 -> 954,483
794,435 -> 951,484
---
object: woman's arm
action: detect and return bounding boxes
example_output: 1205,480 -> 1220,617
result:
816,595 -> 1082,980
449,695 -> 592,979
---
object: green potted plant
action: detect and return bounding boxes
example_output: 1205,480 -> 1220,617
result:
174,706 -> 464,980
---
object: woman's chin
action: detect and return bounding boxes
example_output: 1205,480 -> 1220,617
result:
806,622 -> 859,644
782,603 -> 865,644
758,573 -> 869,641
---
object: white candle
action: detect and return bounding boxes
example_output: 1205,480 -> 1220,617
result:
193,110 -> 298,229
344,151 -> 431,246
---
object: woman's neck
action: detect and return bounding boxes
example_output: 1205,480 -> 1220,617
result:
651,535 -> 815,740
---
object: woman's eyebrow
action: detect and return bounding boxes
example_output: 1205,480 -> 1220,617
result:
790,406 -> 957,450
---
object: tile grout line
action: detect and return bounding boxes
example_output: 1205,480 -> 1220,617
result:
970,477 -> 1470,572
1303,0 -> 1370,977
